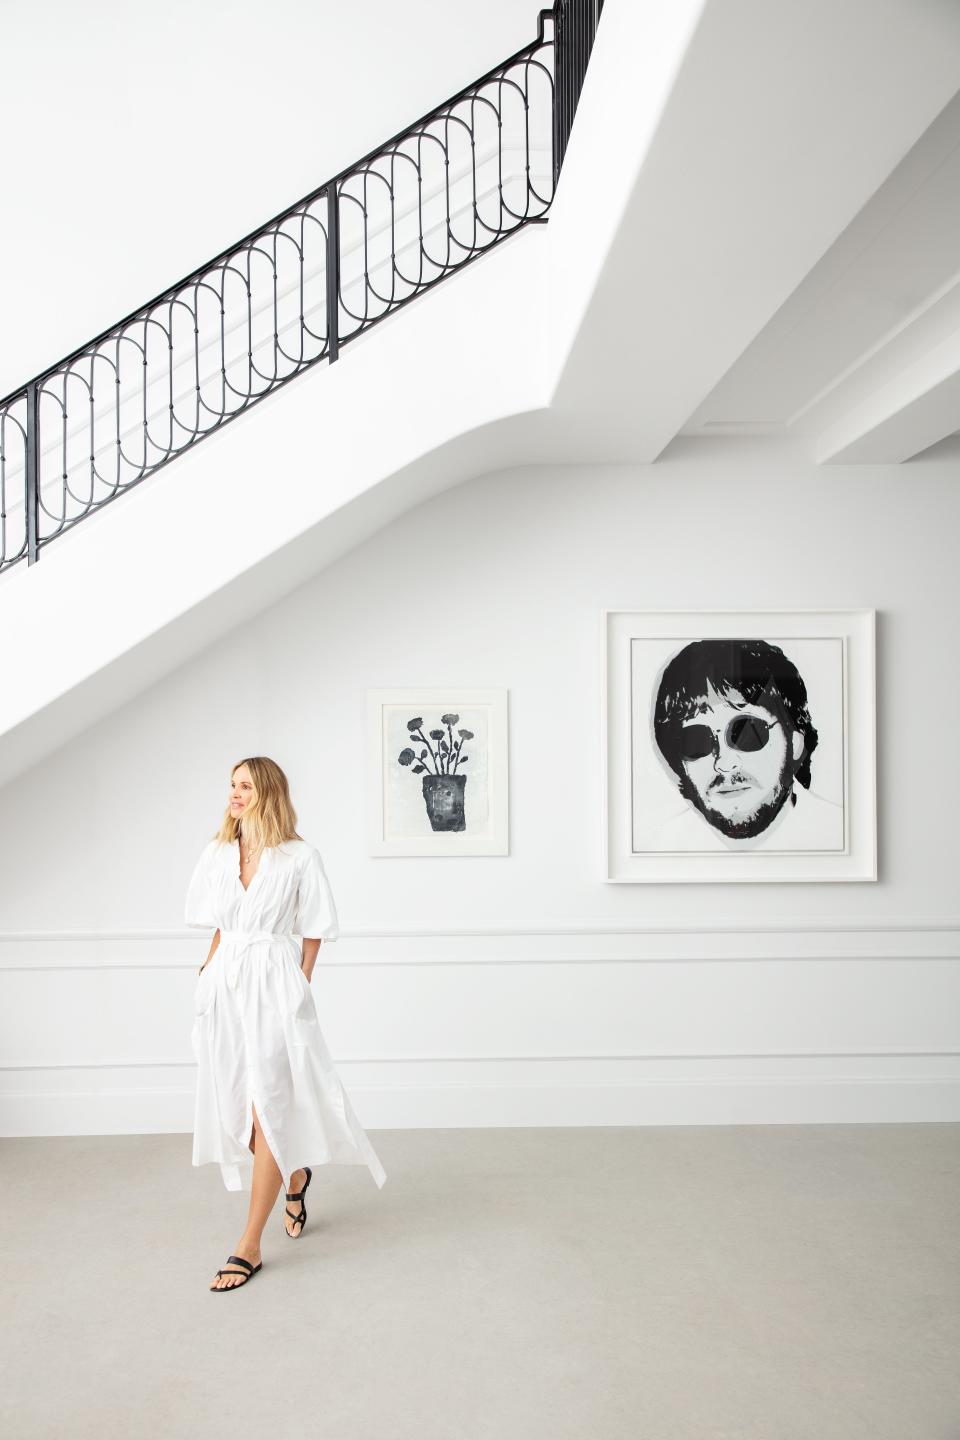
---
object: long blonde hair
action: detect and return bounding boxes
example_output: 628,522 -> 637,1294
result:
214,756 -> 303,856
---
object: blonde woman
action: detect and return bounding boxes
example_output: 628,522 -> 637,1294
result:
186,756 -> 387,1292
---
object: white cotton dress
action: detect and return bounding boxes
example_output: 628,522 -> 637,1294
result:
185,836 -> 386,1194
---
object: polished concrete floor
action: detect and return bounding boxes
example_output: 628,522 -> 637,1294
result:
1,1123 -> 958,1440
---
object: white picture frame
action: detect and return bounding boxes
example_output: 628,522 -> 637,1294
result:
602,610 -> 877,883
367,687 -> 509,856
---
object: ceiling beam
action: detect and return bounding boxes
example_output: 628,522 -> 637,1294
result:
805,277 -> 960,462
546,0 -> 960,463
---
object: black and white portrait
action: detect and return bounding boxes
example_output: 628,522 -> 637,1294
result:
649,637 -> 844,852
602,611 -> 876,882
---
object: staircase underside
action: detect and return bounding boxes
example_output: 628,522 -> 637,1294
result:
3,0 -> 959,788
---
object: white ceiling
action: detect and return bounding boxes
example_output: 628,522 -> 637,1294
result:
544,0 -> 960,468
680,90 -> 960,461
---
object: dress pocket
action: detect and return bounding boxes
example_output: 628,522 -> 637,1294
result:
280,954 -> 316,1025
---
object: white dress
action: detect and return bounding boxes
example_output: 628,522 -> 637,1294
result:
185,836 -> 387,1194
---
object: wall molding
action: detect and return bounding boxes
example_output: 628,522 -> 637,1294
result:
4,1048 -> 959,1072
3,921 -> 960,940
4,1055 -> 959,1132
2,922 -> 959,969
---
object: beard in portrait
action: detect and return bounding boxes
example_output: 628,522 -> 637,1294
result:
652,638 -> 819,841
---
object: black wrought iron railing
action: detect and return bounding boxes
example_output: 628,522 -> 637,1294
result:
0,0 -> 603,575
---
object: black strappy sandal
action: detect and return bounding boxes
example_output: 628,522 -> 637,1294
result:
284,1166 -> 313,1238
210,1254 -> 262,1291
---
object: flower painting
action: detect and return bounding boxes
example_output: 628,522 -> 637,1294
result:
397,713 -> 475,832
368,689 -> 509,856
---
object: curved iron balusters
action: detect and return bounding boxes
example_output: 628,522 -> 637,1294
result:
0,1 -> 603,575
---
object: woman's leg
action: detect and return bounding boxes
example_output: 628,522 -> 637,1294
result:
209,1101 -> 282,1290
248,1101 -> 308,1235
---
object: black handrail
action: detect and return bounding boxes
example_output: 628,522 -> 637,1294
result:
0,0 -> 602,575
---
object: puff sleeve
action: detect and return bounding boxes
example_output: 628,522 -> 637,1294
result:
294,846 -> 340,941
184,840 -> 218,929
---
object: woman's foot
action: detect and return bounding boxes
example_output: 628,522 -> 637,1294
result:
284,1168 -> 309,1236
209,1239 -> 261,1290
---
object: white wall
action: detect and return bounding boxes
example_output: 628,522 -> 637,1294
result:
2,440 -> 958,1134
0,0 -> 537,398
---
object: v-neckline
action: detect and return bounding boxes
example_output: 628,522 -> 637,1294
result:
235,840 -> 266,894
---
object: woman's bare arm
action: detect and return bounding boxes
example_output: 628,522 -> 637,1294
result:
301,937 -> 321,982
198,929 -> 221,975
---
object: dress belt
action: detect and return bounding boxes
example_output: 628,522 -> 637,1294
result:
220,928 -> 292,943
218,928 -> 295,988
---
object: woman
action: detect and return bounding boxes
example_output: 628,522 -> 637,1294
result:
186,755 -> 387,1292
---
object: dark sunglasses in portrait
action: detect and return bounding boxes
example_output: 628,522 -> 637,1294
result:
679,713 -> 780,762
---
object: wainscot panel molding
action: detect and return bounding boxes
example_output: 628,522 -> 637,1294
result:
2,926 -> 958,1133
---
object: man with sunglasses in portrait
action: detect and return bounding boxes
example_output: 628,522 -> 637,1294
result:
651,638 -> 843,850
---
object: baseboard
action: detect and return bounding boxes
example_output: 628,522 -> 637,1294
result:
3,1054 -> 958,1133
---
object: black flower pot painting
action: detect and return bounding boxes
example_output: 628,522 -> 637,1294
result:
398,713 -> 474,832
369,688 -> 508,856
422,773 -> 467,830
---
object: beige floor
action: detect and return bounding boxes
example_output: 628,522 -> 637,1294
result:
1,1123 -> 958,1440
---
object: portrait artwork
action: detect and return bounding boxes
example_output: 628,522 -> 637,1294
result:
643,636 -> 845,854
604,612 -> 877,883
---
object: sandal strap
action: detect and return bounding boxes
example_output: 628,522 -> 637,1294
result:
286,1168 -> 312,1202
225,1254 -> 254,1273
287,1163 -> 313,1198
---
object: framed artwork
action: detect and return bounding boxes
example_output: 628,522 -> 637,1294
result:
367,688 -> 509,856
603,610 -> 877,883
